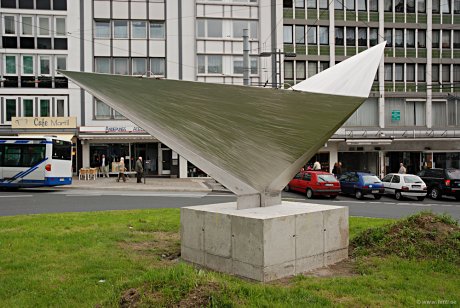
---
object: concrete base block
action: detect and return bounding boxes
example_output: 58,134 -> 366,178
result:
181,202 -> 349,282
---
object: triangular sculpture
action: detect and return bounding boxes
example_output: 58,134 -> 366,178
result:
60,42 -> 385,209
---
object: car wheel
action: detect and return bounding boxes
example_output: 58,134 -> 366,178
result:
429,187 -> 441,200
283,185 -> 290,192
330,195 -> 337,199
306,189 -> 314,199
395,191 -> 403,200
374,195 -> 382,200
355,190 -> 363,199
417,196 -> 425,201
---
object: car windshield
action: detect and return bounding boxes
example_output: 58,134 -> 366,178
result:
404,176 -> 423,183
363,176 -> 381,184
447,169 -> 460,179
317,174 -> 337,182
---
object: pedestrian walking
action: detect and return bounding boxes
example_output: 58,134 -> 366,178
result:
100,154 -> 109,178
398,162 -> 407,174
117,157 -> 126,182
135,156 -> 144,183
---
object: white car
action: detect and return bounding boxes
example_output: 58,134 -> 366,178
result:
381,173 -> 427,201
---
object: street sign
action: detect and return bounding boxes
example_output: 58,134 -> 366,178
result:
391,110 -> 400,121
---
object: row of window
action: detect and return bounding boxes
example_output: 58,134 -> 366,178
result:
0,96 -> 68,124
94,57 -> 165,76
2,54 -> 67,76
197,55 -> 258,75
284,61 -> 329,80
3,15 -> 66,37
284,0 -> 460,14
94,20 -> 165,39
94,98 -> 125,120
385,29 -> 460,49
196,19 -> 258,39
0,0 -> 66,10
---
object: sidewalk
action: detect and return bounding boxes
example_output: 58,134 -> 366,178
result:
64,176 -> 217,192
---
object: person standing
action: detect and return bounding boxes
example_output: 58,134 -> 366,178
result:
100,154 -> 109,178
135,156 -> 144,183
313,160 -> 321,171
398,163 -> 407,174
117,157 -> 126,182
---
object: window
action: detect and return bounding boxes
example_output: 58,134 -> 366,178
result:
319,0 -> 328,8
307,0 -> 316,8
113,58 -> 128,75
319,27 -> 328,45
369,0 -> 378,11
319,61 -> 329,72
432,30 -> 440,48
150,58 -> 165,76
418,30 -> 426,48
283,25 -> 293,44
296,61 -> 306,79
307,26 -> 316,44
418,64 -> 426,82
56,99 -> 65,117
40,56 -> 51,75
384,63 -> 393,81
295,25 -> 305,44
395,0 -> 404,12
53,0 -> 67,10
347,0 -> 355,11
385,29 -> 393,47
208,55 -> 222,73
335,27 -> 344,45
150,22 -> 165,39
56,56 -> 67,70
432,101 -> 446,127
384,0 -> 392,11
5,55 -> 17,75
370,28 -> 378,46
22,55 -> 34,75
4,15 -> 15,35
308,62 -> 317,77
357,0 -> 366,11
132,21 -> 147,38
95,58 -> 110,73
418,0 -> 426,12
95,99 -> 111,119
447,100 -> 457,126
441,0 -> 450,13
406,29 -> 415,48
343,98 -> 379,126
406,64 -> 415,81
454,31 -> 460,48
455,65 -> 460,82
334,0 -> 343,10
37,0 -> 51,9
5,99 -> 17,122
442,30 -> 451,48
23,99 -> 34,117
433,0 -> 440,13
55,17 -> 66,36
52,140 -> 71,161
395,29 -> 404,47
395,64 -> 404,81
207,20 -> 222,38
432,64 -> 440,82
196,20 -> 205,37
21,16 -> 33,36
455,0 -> 460,13
197,55 -> 205,74
295,0 -> 305,8
1,0 -> 16,8
113,20 -> 128,39
406,0 -> 415,12
39,99 -> 50,116
132,58 -> 147,75
284,61 -> 294,79
346,27 -> 355,46
405,101 -> 426,126
283,0 -> 293,8
358,28 -> 367,46
442,65 -> 450,82
232,20 -> 258,39
95,21 -> 110,38
38,17 -> 50,36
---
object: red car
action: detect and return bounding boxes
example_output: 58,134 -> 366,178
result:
284,171 -> 341,199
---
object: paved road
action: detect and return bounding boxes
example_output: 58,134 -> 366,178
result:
0,188 -> 459,219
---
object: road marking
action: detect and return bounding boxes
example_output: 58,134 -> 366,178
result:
66,194 -> 102,197
0,195 -> 33,198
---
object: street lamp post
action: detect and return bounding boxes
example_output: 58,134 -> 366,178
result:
259,50 -> 296,88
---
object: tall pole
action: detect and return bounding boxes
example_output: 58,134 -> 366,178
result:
243,29 -> 250,86
278,49 -> 282,88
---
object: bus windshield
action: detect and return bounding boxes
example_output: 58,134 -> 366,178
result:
52,140 -> 72,160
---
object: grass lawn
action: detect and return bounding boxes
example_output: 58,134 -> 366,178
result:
0,209 -> 458,307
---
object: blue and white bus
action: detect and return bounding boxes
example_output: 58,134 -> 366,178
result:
0,136 -> 72,188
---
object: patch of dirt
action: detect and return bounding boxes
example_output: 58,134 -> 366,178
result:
119,231 -> 181,261
174,282 -> 220,308
119,288 -> 141,308
303,260 -> 357,278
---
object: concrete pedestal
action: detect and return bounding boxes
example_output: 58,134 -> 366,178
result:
181,202 -> 348,282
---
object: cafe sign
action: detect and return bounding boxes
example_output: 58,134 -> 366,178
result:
12,117 -> 77,129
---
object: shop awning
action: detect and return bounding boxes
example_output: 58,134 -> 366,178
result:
78,134 -> 157,141
18,133 -> 75,142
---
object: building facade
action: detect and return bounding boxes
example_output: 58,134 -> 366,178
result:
283,0 -> 460,177
1,0 -> 459,178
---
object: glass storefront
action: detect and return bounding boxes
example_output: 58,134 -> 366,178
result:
433,152 -> 460,169
339,152 -> 379,175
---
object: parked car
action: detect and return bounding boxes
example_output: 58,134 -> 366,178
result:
339,172 -> 384,199
284,171 -> 340,199
417,168 -> 460,200
381,173 -> 427,200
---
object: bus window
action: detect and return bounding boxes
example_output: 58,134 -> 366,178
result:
23,145 -> 46,167
52,140 -> 71,160
0,145 -> 4,167
4,146 -> 21,167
